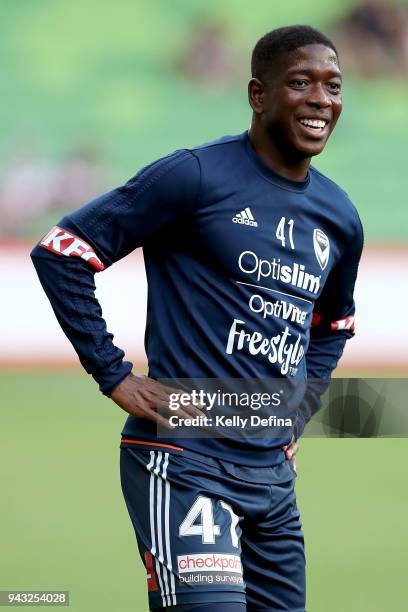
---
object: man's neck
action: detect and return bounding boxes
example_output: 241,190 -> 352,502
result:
248,123 -> 310,181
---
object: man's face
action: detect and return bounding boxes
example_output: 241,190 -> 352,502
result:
254,44 -> 342,158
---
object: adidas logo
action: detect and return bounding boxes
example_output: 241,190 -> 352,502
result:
232,207 -> 258,227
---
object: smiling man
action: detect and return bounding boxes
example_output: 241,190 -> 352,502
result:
249,34 -> 342,175
32,25 -> 363,612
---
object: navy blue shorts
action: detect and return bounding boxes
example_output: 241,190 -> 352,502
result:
120,440 -> 305,611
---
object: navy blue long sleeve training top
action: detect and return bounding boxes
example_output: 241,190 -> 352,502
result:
31,132 -> 363,465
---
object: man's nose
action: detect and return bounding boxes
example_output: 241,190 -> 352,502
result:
306,83 -> 331,107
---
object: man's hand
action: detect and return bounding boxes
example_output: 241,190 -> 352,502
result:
110,373 -> 203,428
282,439 -> 299,472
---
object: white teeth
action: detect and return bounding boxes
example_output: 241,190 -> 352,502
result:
299,118 -> 326,128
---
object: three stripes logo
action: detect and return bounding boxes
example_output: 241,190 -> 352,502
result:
232,207 -> 258,227
146,451 -> 177,607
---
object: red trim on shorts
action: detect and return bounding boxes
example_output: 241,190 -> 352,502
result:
121,438 -> 184,451
144,551 -> 159,592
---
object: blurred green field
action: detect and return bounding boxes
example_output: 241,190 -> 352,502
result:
1,372 -> 407,611
1,0 -> 408,241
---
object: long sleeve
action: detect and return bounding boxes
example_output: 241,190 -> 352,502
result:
31,150 -> 201,395
293,215 -> 364,439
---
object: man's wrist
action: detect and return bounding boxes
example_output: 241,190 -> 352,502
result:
93,360 -> 134,396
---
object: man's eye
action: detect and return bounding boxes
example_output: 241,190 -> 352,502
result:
328,82 -> 341,92
290,80 -> 308,87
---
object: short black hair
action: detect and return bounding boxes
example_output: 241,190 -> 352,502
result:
251,25 -> 338,81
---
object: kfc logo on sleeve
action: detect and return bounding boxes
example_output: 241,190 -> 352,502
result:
39,226 -> 105,271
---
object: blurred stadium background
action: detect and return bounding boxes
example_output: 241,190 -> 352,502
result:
1,1 -> 407,611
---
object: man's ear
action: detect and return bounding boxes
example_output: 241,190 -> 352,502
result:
248,78 -> 266,114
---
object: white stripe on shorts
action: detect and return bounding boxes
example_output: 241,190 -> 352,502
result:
146,450 -> 176,607
162,452 -> 176,605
